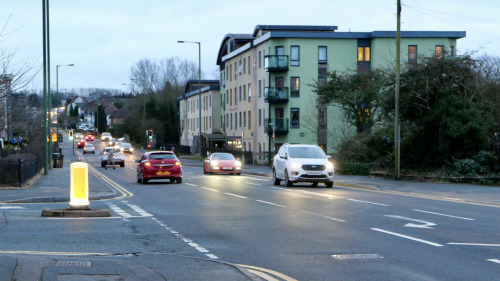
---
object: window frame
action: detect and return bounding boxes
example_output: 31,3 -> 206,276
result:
290,46 -> 300,66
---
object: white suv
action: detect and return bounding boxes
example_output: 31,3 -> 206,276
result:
272,144 -> 334,187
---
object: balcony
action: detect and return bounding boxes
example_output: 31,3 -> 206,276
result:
265,87 -> 289,103
264,55 -> 289,72
265,118 -> 289,136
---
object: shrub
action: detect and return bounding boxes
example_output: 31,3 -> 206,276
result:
339,162 -> 373,175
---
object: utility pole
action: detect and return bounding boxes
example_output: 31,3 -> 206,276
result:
394,0 -> 401,180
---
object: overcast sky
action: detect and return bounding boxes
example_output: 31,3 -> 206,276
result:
1,0 -> 500,93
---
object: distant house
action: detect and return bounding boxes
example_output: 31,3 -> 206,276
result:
109,105 -> 130,127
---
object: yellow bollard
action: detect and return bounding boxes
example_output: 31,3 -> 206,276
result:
69,162 -> 89,209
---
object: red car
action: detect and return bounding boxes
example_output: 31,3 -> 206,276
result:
204,153 -> 241,175
136,151 -> 182,184
77,140 -> 87,149
85,135 -> 95,141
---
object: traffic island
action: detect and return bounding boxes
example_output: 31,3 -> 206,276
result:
41,162 -> 111,218
42,208 -> 111,217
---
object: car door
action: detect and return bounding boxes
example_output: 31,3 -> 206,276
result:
274,146 -> 287,179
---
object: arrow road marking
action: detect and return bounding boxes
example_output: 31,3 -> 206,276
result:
385,215 -> 436,229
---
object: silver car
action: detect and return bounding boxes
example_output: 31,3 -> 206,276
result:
120,142 -> 134,153
100,147 -> 125,167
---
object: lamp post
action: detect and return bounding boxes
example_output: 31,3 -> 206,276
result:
56,64 -> 74,142
178,40 -> 201,159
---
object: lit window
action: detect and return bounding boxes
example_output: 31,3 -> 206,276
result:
357,47 -> 371,62
408,45 -> 417,62
290,108 -> 300,128
290,77 -> 300,97
435,45 -> 444,59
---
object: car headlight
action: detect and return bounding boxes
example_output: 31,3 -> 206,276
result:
130,148 -> 134,152
211,160 -> 218,167
326,162 -> 334,170
235,161 -> 241,167
120,147 -> 124,152
290,161 -> 301,170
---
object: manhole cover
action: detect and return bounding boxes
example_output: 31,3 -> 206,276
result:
55,261 -> 91,267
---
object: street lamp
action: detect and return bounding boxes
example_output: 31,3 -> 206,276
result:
56,64 -> 74,144
177,40 -> 201,159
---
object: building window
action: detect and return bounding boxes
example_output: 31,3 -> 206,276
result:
408,45 -> 417,62
226,66 -> 229,80
229,64 -> 232,81
230,89 -> 232,105
357,47 -> 370,62
243,85 -> 246,100
248,111 -> 251,129
239,112 -> 242,127
234,88 -> 237,105
239,59 -> 242,74
435,45 -> 444,59
243,58 -> 246,74
239,86 -> 242,101
290,77 -> 300,97
449,45 -> 455,56
258,109 -> 261,126
234,62 -> 237,78
318,64 -> 327,87
291,46 -> 300,66
318,46 -> 327,63
291,108 -> 300,128
244,111 -> 246,127
258,51 -> 262,68
248,83 -> 251,102
258,80 -> 262,97
248,56 -> 251,73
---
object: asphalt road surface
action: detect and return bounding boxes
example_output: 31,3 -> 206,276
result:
1,140 -> 499,280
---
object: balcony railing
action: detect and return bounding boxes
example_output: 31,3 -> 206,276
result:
265,118 -> 289,136
265,87 -> 289,103
264,55 -> 289,72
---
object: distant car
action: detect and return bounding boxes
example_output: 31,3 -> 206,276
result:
136,151 -> 182,184
74,133 -> 82,140
120,142 -> 134,153
85,135 -> 95,141
101,132 -> 112,141
83,144 -> 95,154
204,153 -> 241,175
100,147 -> 125,167
108,138 -> 117,146
272,143 -> 334,187
77,140 -> 87,149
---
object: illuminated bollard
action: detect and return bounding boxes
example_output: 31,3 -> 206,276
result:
69,162 -> 89,209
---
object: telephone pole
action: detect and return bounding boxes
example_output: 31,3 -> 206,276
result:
394,0 -> 401,180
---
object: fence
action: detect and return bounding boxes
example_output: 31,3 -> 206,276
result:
0,154 -> 42,187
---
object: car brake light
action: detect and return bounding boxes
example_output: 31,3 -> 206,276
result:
103,152 -> 108,155
175,161 -> 181,166
144,161 -> 151,167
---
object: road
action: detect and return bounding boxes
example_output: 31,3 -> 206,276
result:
1,139 -> 499,280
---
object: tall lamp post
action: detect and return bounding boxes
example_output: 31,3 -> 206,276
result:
177,40 -> 201,159
56,64 -> 74,142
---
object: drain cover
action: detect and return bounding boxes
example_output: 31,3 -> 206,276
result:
55,261 -> 91,267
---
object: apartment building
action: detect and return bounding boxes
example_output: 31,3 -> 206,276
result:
178,80 -> 222,153
179,25 -> 465,162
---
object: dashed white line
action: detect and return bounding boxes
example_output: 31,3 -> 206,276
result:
488,259 -> 500,264
256,200 -> 286,208
201,187 -> 218,192
447,243 -> 500,247
349,199 -> 390,206
185,183 -> 197,187
206,254 -> 219,259
413,209 -> 475,221
301,211 -> 345,222
225,193 -> 247,199
371,228 -> 443,247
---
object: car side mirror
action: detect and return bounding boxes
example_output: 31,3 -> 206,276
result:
280,155 -> 287,159
135,160 -> 140,163
327,155 -> 332,159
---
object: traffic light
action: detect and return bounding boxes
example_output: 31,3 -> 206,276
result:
148,129 -> 153,140
69,130 -> 74,140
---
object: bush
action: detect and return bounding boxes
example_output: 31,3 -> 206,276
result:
339,162 -> 373,175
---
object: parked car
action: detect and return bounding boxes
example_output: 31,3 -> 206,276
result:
272,143 -> 334,187
136,151 -> 182,184
77,140 -> 87,149
83,144 -> 95,154
101,132 -> 112,141
85,134 -> 95,141
204,153 -> 241,175
120,142 -> 134,153
100,147 -> 125,167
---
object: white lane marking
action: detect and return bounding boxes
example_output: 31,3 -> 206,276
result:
331,254 -> 383,260
122,201 -> 153,217
269,186 -> 294,191
206,254 -> 219,259
201,186 -> 218,192
188,243 -> 209,253
185,183 -> 197,187
106,202 -> 132,218
301,211 -> 345,222
348,199 -> 390,207
447,243 -> 500,247
247,182 -> 262,186
300,190 -> 339,199
413,209 -> 475,221
371,228 -> 443,247
225,193 -> 247,199
0,206 -> 27,209
488,259 -> 500,264
0,250 -> 110,256
256,200 -> 286,208
385,215 -> 436,229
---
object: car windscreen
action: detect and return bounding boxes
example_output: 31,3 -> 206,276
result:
149,153 -> 176,160
288,147 -> 326,158
211,154 -> 235,160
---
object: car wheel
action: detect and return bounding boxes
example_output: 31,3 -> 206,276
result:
272,169 -> 281,185
176,178 -> 182,184
120,162 -> 125,167
325,181 -> 334,188
237,173 -> 241,176
285,170 -> 293,187
101,161 -> 105,168
142,173 -> 148,184
312,182 -> 318,187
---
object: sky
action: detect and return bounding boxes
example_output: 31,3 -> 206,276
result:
1,0 -> 500,94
